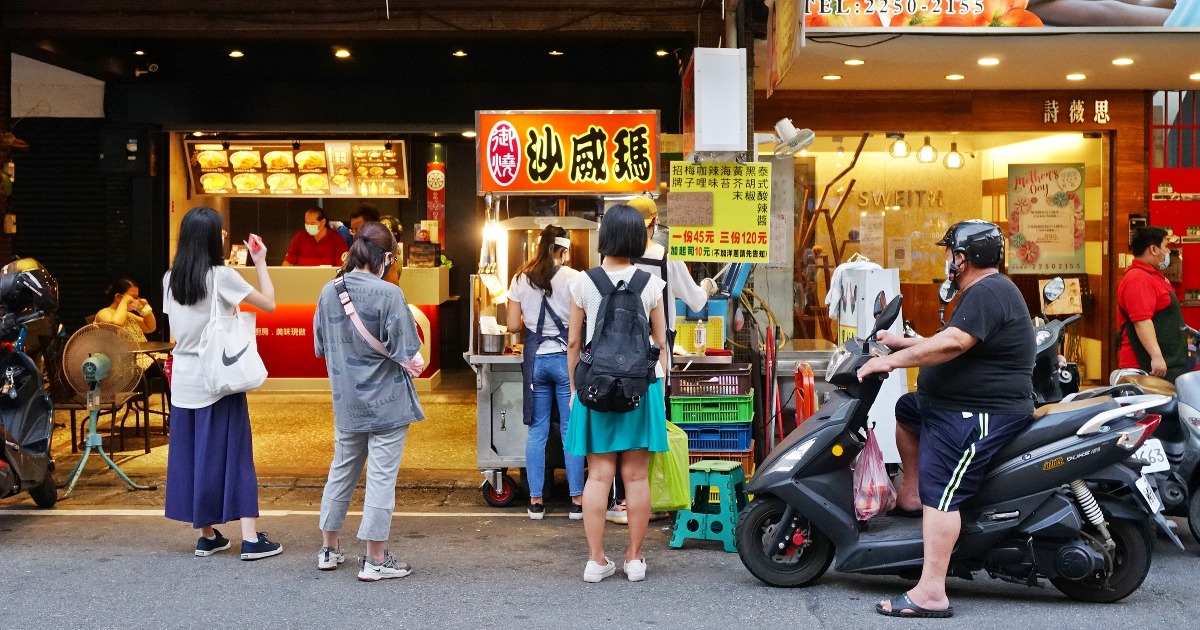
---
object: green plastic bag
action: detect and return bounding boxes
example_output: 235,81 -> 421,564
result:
649,422 -> 691,512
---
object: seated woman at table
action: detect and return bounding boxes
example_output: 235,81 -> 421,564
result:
96,277 -> 156,369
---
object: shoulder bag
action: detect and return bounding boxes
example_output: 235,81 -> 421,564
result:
334,274 -> 424,377
198,268 -> 268,396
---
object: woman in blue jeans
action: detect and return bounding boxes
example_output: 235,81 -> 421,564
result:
507,225 -> 585,520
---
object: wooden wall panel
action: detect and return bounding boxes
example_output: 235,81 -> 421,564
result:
756,90 -> 1148,375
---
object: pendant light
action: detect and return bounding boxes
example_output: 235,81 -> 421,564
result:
887,133 -> 910,159
943,142 -> 965,170
916,136 -> 937,164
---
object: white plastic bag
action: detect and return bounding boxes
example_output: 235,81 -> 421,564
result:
853,426 -> 897,521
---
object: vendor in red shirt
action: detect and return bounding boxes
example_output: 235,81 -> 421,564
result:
283,207 -> 348,267
1116,226 -> 1187,380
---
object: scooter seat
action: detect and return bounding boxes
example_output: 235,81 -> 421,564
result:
1117,374 -> 1176,397
996,397 -> 1119,463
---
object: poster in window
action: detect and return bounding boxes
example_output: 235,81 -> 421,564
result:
1007,164 -> 1085,275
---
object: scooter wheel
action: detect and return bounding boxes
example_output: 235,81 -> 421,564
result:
1051,518 -> 1153,603
29,473 -> 57,509
735,496 -> 834,588
1188,492 -> 1200,547
482,473 -> 518,508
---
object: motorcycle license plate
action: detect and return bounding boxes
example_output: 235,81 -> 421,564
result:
1134,474 -> 1164,513
1135,438 -> 1170,474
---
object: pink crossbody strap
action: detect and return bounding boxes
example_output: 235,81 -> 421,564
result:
333,275 -> 389,357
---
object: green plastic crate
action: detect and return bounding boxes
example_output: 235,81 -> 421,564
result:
670,391 -> 754,424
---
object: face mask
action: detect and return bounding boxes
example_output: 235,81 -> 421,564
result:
1160,250 -> 1171,270
381,254 -> 395,278
944,258 -> 957,287
305,224 -> 320,236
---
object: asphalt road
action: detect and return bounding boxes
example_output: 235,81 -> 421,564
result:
1,499 -> 1197,630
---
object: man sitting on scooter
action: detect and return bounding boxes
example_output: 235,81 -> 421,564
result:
857,220 -> 1035,619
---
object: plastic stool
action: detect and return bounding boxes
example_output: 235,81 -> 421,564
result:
669,460 -> 747,553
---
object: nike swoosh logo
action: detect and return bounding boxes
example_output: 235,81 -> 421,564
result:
222,343 -> 250,366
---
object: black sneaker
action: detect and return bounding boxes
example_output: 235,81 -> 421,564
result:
240,532 -> 283,560
527,502 -> 545,520
569,503 -> 584,521
195,529 -> 231,557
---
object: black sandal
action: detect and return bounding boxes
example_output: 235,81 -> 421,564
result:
875,592 -> 953,618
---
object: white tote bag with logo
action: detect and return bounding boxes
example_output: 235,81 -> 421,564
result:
197,269 -> 268,396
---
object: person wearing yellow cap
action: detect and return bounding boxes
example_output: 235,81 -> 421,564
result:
604,195 -> 718,525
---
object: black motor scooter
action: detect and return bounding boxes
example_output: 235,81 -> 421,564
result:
0,259 -> 60,509
736,296 -> 1179,603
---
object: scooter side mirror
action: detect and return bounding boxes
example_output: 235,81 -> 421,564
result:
1043,277 -> 1065,305
866,295 -> 903,346
938,279 -> 957,305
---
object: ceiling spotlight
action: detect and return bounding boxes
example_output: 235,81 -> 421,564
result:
292,140 -> 300,151
548,50 -> 564,56
453,50 -> 468,58
943,142 -> 965,170
385,140 -> 393,151
192,131 -> 205,137
844,59 -> 865,66
977,57 -> 999,66
1192,73 -> 1200,81
334,48 -> 351,59
1067,73 -> 1086,81
222,140 -> 231,151
656,49 -> 669,57
836,137 -> 845,159
1112,58 -> 1134,66
886,133 -> 910,159
462,130 -> 478,138
946,74 -> 965,81
134,50 -> 145,56
229,50 -> 244,58
916,136 -> 937,164
822,75 -> 842,81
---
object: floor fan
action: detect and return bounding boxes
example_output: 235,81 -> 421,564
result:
62,323 -> 156,496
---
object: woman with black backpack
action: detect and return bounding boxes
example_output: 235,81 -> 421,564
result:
507,225 -> 585,521
565,204 -> 670,583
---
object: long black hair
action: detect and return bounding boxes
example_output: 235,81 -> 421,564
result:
168,207 -> 225,306
103,278 -> 137,305
514,225 -> 568,296
598,204 -> 647,260
341,221 -> 397,276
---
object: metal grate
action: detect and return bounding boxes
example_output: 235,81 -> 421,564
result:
1150,91 -> 1200,169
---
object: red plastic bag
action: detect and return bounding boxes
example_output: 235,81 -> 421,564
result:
853,427 -> 896,521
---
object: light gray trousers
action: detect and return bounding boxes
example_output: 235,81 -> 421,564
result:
319,425 -> 409,542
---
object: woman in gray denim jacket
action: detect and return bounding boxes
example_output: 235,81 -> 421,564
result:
313,221 -> 425,582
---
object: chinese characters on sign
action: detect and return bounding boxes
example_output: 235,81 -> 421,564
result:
1007,163 -> 1086,275
668,161 -> 771,263
1043,99 -> 1111,124
477,111 -> 659,194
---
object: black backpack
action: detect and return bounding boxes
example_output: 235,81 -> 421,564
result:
575,268 -> 660,413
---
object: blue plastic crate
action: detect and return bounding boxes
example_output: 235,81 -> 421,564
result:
681,422 -> 752,451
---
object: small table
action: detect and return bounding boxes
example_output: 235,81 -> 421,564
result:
131,341 -> 175,451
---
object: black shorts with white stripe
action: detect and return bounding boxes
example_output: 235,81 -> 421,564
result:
894,392 -> 1033,512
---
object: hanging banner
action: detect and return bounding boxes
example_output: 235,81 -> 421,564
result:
801,0 -> 1200,28
667,161 -> 772,263
1007,163 -> 1086,275
476,110 -> 659,195
427,159 -> 446,244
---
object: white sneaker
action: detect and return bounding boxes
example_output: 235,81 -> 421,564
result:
317,546 -> 345,571
357,552 -> 412,582
624,558 -> 647,582
583,558 -> 616,583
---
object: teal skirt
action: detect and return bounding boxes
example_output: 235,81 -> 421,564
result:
565,380 -> 669,456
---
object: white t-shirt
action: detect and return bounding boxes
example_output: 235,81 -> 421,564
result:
162,266 -> 254,409
569,266 -> 667,377
637,242 -> 710,329
508,266 -> 580,354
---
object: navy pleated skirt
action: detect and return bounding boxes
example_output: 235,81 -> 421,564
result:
164,393 -> 260,528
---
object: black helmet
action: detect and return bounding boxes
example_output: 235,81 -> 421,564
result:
937,220 -> 1004,269
0,258 -> 59,314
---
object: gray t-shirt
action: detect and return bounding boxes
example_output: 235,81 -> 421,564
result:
314,271 -> 425,433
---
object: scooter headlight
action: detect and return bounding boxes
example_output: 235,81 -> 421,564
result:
766,437 -> 818,475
